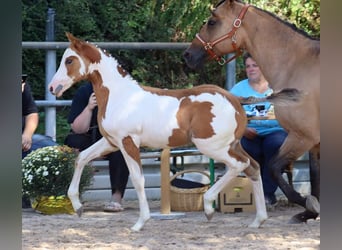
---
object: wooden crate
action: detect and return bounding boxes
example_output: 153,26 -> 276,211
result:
217,175 -> 256,213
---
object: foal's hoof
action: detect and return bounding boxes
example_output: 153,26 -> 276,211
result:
306,195 -> 320,214
76,207 -> 84,217
205,212 -> 214,221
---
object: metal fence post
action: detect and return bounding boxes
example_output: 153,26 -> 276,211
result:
225,53 -> 236,90
45,8 -> 56,140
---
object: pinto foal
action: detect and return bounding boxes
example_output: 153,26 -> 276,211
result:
49,33 -> 301,231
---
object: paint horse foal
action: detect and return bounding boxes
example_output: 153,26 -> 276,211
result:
49,33 -> 301,231
184,0 -> 320,223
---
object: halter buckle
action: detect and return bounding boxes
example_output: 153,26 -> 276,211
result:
204,43 -> 213,50
233,18 -> 242,28
218,57 -> 227,66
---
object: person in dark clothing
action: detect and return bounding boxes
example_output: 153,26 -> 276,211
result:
22,75 -> 57,207
64,82 -> 129,212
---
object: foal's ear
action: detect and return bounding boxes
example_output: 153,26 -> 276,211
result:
65,32 -> 86,52
66,32 -> 79,44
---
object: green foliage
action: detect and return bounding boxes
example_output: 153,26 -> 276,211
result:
247,0 -> 320,38
22,0 -> 320,97
22,145 -> 94,198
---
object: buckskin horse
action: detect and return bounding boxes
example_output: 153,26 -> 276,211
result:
183,0 -> 320,223
49,32 -> 302,231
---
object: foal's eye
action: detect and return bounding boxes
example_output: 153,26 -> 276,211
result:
65,58 -> 73,65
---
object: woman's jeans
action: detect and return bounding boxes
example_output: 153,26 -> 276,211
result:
22,134 -> 57,159
241,130 -> 287,198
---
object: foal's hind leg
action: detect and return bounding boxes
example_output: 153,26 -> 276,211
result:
203,165 -> 240,221
202,141 -> 267,227
237,142 -> 268,227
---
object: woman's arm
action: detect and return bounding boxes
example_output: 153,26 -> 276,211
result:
71,92 -> 97,134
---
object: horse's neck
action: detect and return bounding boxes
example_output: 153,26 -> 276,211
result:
93,52 -> 138,89
243,7 -> 318,90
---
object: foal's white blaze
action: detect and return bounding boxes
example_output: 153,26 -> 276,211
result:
49,48 -> 87,97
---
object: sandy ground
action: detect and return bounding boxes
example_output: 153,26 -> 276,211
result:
22,199 -> 320,250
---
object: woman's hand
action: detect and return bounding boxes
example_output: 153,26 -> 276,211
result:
243,127 -> 258,139
22,133 -> 32,151
87,92 -> 97,111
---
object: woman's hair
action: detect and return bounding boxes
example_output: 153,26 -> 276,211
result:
243,52 -> 253,65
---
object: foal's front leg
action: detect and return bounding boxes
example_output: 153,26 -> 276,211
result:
121,136 -> 150,231
68,138 -> 116,216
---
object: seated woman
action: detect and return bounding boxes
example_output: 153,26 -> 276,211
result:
230,53 -> 287,209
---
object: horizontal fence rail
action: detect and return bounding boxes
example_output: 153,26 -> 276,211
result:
22,42 -> 191,50
35,100 -> 72,107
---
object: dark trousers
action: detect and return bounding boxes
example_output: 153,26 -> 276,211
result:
241,130 -> 287,197
64,133 -> 129,197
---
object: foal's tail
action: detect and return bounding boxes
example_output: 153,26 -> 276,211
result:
239,88 -> 303,106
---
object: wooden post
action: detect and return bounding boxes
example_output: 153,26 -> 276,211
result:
160,148 -> 171,214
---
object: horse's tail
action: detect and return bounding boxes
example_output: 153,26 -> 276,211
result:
239,88 -> 303,106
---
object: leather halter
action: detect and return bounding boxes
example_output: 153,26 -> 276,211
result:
195,4 -> 250,65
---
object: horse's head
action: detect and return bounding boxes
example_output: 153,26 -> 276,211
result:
49,32 -> 100,97
183,0 -> 249,69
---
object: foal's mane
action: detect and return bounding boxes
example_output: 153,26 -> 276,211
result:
88,40 -> 130,76
215,0 -> 319,41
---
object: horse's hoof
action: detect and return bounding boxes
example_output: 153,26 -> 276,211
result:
131,223 -> 143,232
76,207 -> 83,217
289,210 -> 319,224
205,212 -> 214,221
288,214 -> 304,224
130,226 -> 141,232
306,195 -> 320,214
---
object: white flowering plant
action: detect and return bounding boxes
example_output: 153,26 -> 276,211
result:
22,145 -> 94,199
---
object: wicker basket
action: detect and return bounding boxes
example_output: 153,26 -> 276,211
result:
170,170 -> 210,212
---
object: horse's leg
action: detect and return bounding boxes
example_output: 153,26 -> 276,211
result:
200,140 -> 267,227
204,166 -> 240,220
236,142 -> 268,227
290,143 -> 320,223
269,137 -> 320,221
121,136 -> 150,232
68,138 -> 116,216
285,163 -> 294,189
309,143 -> 320,199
